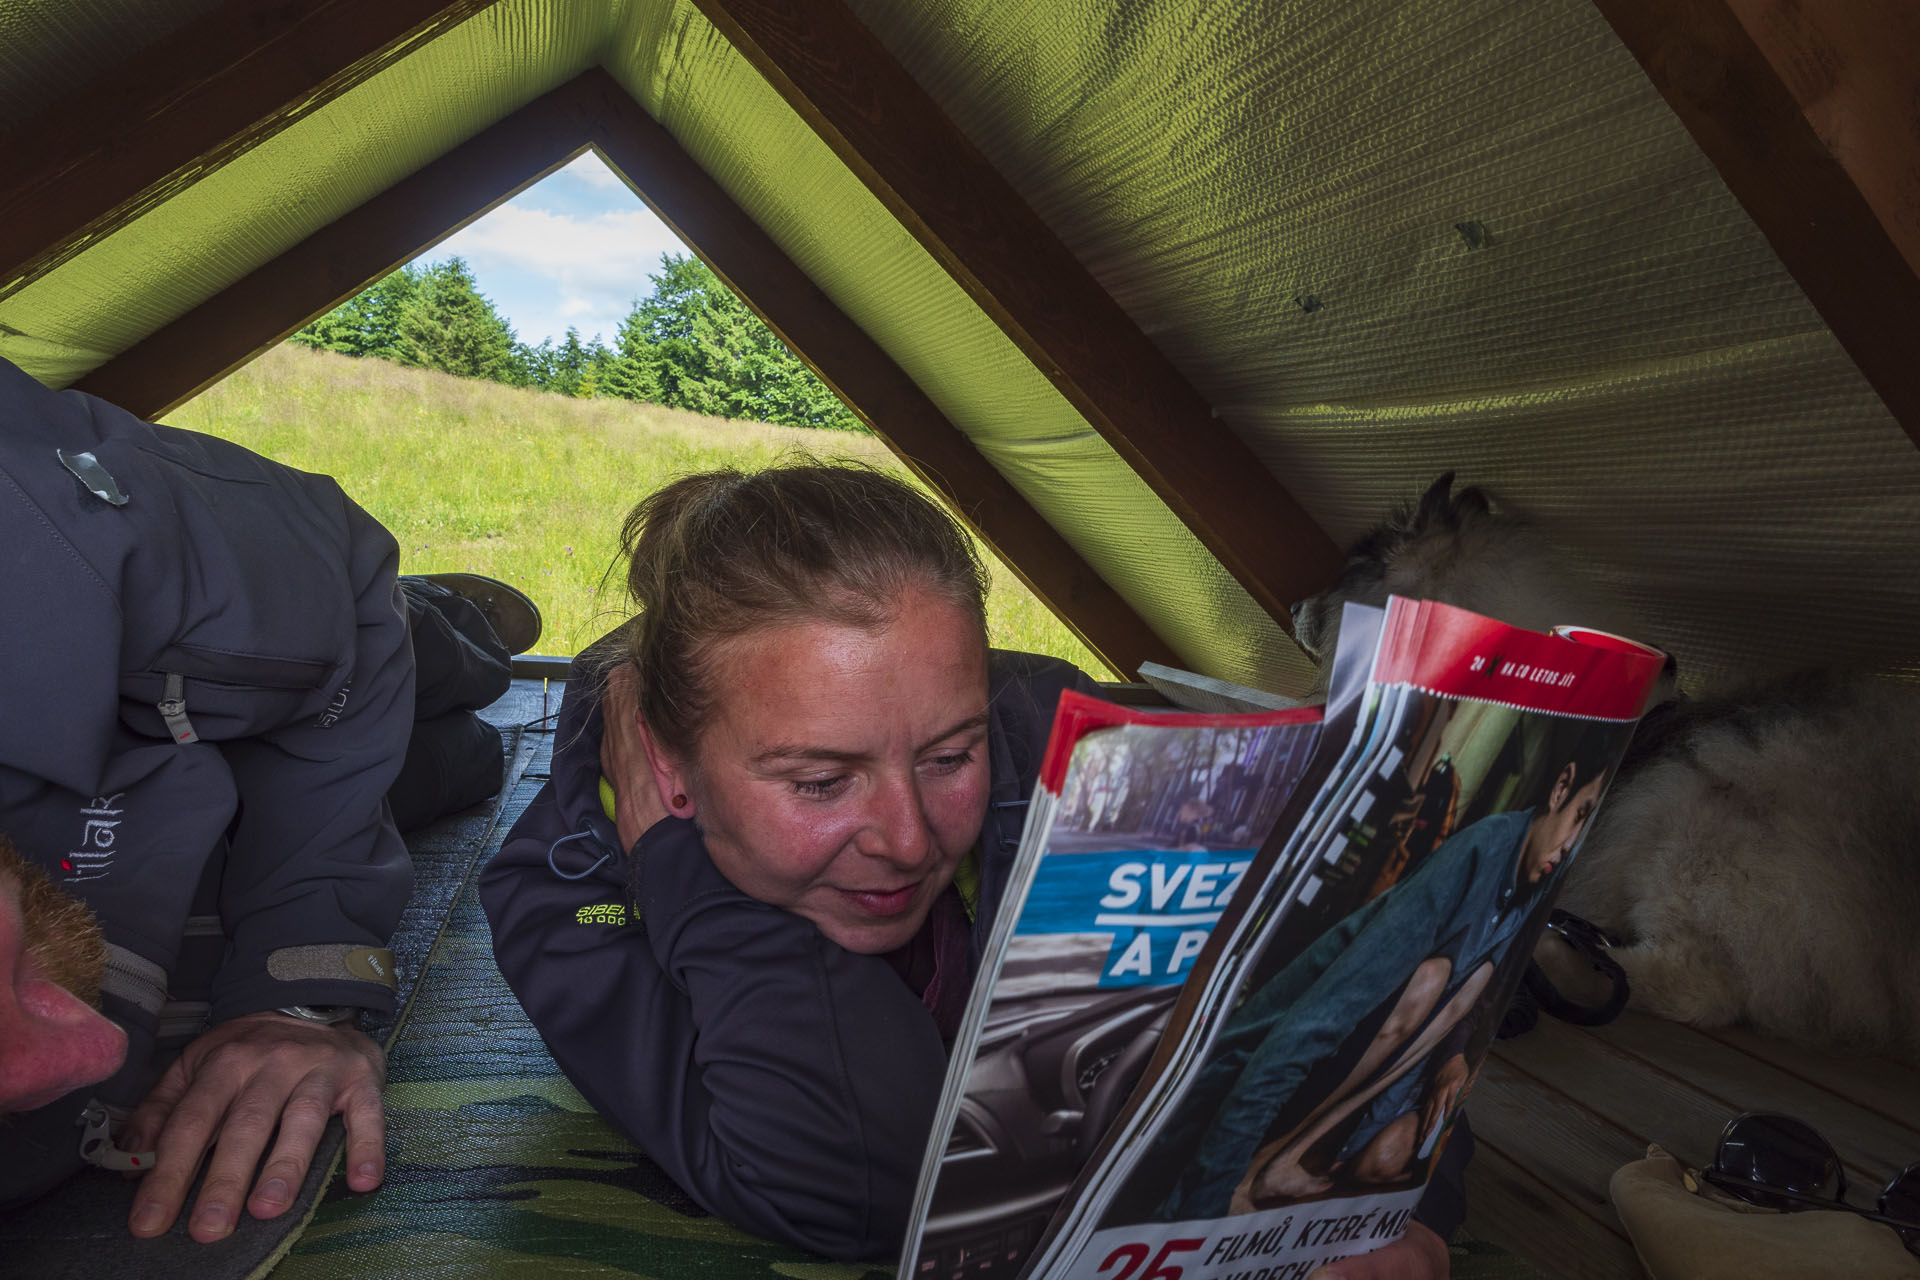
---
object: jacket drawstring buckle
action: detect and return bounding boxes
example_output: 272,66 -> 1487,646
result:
547,829 -> 612,881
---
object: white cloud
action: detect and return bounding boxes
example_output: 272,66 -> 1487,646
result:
441,204 -> 683,282
556,151 -> 627,191
419,183 -> 693,346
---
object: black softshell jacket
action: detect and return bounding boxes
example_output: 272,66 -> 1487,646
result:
480,644 -> 1095,1259
0,359 -> 414,1151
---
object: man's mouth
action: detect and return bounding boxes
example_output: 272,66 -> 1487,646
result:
840,885 -> 919,916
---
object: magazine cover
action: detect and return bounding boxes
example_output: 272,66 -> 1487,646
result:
1026,598 -> 1666,1280
900,695 -> 1326,1280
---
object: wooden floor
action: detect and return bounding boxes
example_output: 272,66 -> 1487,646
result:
1465,1010 -> 1920,1277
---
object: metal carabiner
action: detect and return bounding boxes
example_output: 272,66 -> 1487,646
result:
77,1101 -> 155,1172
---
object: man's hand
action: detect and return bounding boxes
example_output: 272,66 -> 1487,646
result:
601,661 -> 669,852
121,1011 -> 386,1242
1308,1221 -> 1450,1279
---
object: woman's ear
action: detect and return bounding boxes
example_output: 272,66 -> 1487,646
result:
637,720 -> 698,819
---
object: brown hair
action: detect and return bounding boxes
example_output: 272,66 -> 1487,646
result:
618,461 -> 989,760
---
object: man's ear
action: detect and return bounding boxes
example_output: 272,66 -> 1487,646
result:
636,720 -> 697,819
1546,762 -> 1577,812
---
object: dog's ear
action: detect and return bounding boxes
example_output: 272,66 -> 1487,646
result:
1451,482 -> 1493,522
1414,472 -> 1457,529
1416,472 -> 1497,531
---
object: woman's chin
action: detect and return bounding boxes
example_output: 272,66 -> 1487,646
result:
816,895 -> 934,954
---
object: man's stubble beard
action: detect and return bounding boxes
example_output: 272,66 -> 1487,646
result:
2,834 -> 109,1007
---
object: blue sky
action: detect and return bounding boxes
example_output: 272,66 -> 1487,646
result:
410,151 -> 691,349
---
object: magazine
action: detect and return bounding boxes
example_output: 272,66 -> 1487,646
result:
900,692 -> 1329,1276
901,597 -> 1666,1280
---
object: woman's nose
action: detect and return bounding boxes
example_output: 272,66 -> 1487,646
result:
858,776 -> 936,869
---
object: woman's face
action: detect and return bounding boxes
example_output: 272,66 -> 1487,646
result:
674,587 -> 991,955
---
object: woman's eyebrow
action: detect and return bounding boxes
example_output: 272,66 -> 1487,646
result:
920,712 -> 990,751
750,712 -> 990,766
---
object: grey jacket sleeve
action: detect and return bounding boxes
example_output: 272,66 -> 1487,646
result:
211,511 -> 416,1019
482,808 -> 946,1259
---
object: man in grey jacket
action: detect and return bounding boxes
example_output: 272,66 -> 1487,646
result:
0,357 -> 412,1242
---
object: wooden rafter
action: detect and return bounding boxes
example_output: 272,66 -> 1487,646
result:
72,86 -> 589,415
68,70 -> 1173,675
1591,0 -> 1920,448
0,0 -> 498,303
561,70 -> 1175,677
687,0 -> 1347,633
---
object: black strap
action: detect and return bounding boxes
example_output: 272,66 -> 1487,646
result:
1530,910 -> 1631,1027
1498,911 -> 1631,1038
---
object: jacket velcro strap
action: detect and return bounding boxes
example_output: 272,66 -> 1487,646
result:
265,944 -> 397,990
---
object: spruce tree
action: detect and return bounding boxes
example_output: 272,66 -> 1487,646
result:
607,252 -> 861,429
396,257 -> 518,381
289,266 -> 420,359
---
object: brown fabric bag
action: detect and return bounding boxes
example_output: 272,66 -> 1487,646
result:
1610,1145 -> 1919,1279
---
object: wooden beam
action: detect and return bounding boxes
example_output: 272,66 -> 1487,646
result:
1722,1 -> 1920,283
688,0 -> 1346,633
562,70 -> 1175,677
73,84 -> 590,417
0,0 -> 497,303
1591,0 -> 1920,449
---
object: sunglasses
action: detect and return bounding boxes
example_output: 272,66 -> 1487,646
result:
1700,1112 -> 1920,1254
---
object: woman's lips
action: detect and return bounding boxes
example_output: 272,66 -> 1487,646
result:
840,885 -> 918,916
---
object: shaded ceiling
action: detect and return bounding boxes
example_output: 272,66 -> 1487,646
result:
3,0 -> 1916,694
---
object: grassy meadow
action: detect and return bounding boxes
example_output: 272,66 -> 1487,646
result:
170,344 -> 1107,672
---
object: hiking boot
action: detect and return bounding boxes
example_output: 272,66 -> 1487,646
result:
419,573 -> 543,655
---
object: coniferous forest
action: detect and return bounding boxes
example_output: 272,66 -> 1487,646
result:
290,253 -> 863,431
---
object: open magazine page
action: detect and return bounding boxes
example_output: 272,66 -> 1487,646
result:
1013,602 -> 1394,1276
1030,598 -> 1665,1280
900,695 -> 1326,1280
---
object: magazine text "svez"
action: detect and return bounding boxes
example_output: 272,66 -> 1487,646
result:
1096,860 -> 1250,983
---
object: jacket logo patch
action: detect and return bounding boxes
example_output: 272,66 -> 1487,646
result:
60,794 -> 125,883
316,681 -> 351,729
575,903 -> 627,926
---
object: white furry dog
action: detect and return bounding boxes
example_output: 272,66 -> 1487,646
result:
1295,475 -> 1920,1058
1290,476 -> 1647,671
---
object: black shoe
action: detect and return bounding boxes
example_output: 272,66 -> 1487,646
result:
419,573 -> 543,655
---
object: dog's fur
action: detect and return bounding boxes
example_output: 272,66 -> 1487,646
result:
1295,475 -> 1920,1057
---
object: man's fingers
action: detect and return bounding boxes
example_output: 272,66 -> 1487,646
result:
127,1083 -> 226,1238
244,1077 -> 337,1219
182,1075 -> 296,1242
340,1077 -> 387,1192
121,1058 -> 190,1154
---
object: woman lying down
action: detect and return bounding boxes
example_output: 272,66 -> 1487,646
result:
479,462 -> 1461,1278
